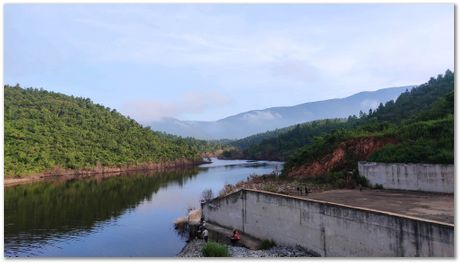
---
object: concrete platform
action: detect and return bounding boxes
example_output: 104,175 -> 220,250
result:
306,189 -> 454,224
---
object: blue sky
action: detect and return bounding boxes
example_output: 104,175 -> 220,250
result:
4,4 -> 454,123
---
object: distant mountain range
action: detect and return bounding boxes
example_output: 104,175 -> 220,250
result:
150,86 -> 414,139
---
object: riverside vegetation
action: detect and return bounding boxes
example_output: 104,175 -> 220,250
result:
6,71 -> 452,181
5,73 -> 453,257
219,70 -> 454,193
284,70 -> 454,174
4,85 -> 221,178
226,71 -> 453,170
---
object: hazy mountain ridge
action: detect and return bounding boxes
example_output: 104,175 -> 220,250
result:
283,70 -> 454,175
151,86 -> 414,139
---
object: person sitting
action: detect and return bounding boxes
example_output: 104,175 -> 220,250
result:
230,230 -> 240,245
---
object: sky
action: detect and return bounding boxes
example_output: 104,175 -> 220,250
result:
4,4 -> 454,123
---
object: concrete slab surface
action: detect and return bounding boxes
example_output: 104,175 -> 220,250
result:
306,189 -> 454,224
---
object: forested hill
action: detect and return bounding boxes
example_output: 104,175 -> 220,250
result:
224,70 -> 454,170
283,70 -> 454,176
224,119 -> 354,161
4,85 -> 219,177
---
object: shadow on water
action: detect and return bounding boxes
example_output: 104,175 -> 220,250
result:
4,168 -> 199,256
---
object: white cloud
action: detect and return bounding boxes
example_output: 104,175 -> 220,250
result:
5,4 -> 454,121
240,111 -> 282,122
61,5 -> 454,92
122,91 -> 234,123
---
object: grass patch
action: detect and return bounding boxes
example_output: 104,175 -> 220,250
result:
259,239 -> 276,250
202,241 -> 229,257
261,183 -> 277,192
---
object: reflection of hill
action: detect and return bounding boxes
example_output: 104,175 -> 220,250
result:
4,169 -> 199,251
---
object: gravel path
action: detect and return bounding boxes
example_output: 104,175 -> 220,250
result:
177,239 -> 314,257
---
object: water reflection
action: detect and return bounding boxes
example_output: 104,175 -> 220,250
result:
5,169 -> 199,256
4,158 -> 282,257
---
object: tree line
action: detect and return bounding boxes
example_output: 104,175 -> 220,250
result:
4,85 -> 221,177
220,70 -> 454,174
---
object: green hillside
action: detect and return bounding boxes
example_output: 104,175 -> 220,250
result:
283,70 -> 454,174
226,118 -> 355,161
4,85 -> 219,177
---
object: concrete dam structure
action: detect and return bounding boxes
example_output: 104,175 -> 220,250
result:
203,189 -> 454,257
358,162 -> 454,193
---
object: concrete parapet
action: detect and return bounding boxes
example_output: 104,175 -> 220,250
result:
358,162 -> 454,193
203,189 -> 454,257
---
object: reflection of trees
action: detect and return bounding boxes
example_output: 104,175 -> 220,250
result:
4,169 -> 199,248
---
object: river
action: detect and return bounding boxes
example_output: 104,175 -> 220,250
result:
4,158 -> 282,257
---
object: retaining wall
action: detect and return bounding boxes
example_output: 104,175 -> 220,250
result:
203,189 -> 454,257
358,162 -> 454,193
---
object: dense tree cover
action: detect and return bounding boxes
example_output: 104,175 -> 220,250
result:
368,116 -> 453,164
225,119 -> 355,161
282,70 -> 454,174
366,70 -> 454,123
230,125 -> 302,150
222,70 -> 453,174
4,85 -> 221,177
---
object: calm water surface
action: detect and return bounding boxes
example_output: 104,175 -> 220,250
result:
4,158 -> 282,257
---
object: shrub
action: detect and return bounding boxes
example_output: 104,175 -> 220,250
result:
201,188 -> 214,201
202,242 -> 229,257
351,171 -> 369,187
316,171 -> 347,188
259,239 -> 276,250
261,184 -> 277,192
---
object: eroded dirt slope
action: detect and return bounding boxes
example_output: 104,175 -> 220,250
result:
287,136 -> 397,177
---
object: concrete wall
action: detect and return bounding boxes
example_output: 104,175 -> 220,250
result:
203,189 -> 454,257
358,162 -> 454,193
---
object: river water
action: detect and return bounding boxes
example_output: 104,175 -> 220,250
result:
4,158 -> 282,257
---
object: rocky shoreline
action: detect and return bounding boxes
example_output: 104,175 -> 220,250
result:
177,239 -> 314,257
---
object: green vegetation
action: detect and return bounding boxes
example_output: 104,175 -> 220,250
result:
4,85 -> 221,177
202,241 -> 229,257
305,170 -> 369,188
222,70 -> 453,178
259,239 -> 276,250
226,119 -> 354,160
282,70 -> 454,174
368,116 -> 453,164
366,71 -> 454,123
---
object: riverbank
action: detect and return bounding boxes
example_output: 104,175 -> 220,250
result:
177,239 -> 313,257
4,158 -> 208,187
218,173 -> 336,197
